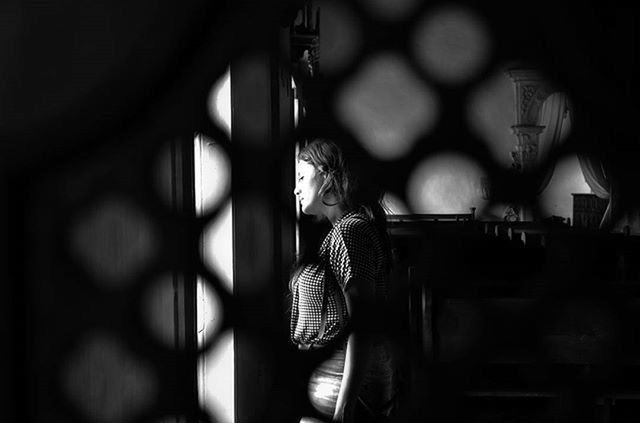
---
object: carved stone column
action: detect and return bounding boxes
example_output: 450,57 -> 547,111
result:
510,125 -> 545,172
508,68 -> 553,169
506,68 -> 552,220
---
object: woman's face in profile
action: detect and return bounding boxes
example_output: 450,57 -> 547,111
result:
294,160 -> 325,216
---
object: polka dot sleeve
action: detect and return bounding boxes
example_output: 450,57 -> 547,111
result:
327,216 -> 380,292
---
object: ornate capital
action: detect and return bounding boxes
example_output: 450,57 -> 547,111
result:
507,69 -> 553,126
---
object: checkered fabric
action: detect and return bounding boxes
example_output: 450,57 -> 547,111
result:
291,211 -> 388,346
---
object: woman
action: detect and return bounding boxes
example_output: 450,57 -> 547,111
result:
290,138 -> 397,422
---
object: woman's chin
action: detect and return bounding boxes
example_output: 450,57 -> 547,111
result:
301,206 -> 319,216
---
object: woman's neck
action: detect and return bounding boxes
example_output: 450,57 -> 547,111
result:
325,205 -> 347,225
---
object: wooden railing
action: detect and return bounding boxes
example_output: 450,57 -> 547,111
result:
387,208 -> 476,224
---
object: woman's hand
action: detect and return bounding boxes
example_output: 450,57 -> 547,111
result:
333,277 -> 374,423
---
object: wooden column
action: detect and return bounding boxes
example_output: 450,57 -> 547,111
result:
231,28 -> 295,423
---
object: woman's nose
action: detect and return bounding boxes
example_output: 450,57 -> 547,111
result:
293,185 -> 300,196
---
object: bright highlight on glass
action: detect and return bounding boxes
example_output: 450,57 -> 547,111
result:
335,53 -> 439,160
413,6 -> 490,84
196,278 -> 224,345
407,152 -> 488,214
199,64 -> 234,423
194,134 -> 231,216
207,68 -> 232,138
201,201 -> 233,291
200,331 -> 235,423
143,274 -> 223,348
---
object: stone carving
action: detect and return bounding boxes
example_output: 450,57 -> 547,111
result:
511,124 -> 544,172
520,84 -> 537,118
507,69 -> 553,126
503,204 -> 520,222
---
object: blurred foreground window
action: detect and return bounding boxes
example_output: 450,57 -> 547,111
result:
195,68 -> 234,423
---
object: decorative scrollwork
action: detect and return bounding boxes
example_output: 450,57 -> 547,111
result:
520,85 -> 537,117
503,204 -> 520,222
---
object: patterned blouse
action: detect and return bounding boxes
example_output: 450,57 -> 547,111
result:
290,210 -> 388,347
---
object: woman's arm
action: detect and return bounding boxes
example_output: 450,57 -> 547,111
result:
333,277 -> 375,423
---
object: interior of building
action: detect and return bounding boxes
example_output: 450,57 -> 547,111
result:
2,1 -> 640,422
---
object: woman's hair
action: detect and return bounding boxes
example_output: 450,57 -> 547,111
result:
290,138 -> 392,293
297,138 -> 387,223
297,138 -> 352,209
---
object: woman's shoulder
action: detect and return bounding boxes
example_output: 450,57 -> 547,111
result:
334,211 -> 375,232
329,211 -> 382,246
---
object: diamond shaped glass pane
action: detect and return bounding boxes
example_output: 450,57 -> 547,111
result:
413,6 -> 490,84
336,53 -> 439,160
62,333 -> 156,423
407,152 -> 488,215
69,197 -> 157,287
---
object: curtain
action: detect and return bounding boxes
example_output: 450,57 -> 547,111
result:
536,92 -> 571,194
577,154 -> 612,229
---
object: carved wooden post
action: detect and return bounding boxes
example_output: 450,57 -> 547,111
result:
291,2 -> 319,119
291,2 -> 319,78
506,68 -> 552,220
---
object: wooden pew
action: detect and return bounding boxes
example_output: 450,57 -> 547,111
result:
391,221 -> 640,422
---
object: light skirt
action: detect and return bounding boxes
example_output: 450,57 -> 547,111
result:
307,342 -> 397,419
307,347 -> 345,418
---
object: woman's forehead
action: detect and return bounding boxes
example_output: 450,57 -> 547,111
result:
296,161 -> 316,174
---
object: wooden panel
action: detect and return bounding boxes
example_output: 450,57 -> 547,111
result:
572,193 -> 608,229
